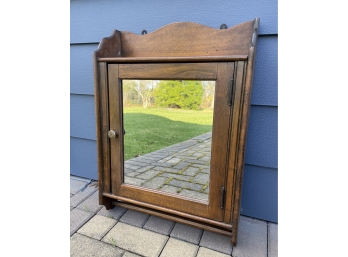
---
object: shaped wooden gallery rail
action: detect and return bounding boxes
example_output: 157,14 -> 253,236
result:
95,19 -> 258,59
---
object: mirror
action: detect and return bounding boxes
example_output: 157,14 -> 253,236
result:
122,80 -> 216,202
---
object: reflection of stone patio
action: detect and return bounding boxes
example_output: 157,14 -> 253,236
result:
124,132 -> 212,201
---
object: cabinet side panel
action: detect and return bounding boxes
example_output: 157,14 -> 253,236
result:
232,47 -> 256,245
94,53 -> 103,204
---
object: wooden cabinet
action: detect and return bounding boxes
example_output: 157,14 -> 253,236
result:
93,19 -> 259,246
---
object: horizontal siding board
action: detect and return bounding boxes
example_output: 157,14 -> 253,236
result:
70,137 -> 98,180
251,36 -> 278,106
240,164 -> 278,222
70,44 -> 98,95
70,94 -> 96,140
245,106 -> 278,168
70,0 -> 277,43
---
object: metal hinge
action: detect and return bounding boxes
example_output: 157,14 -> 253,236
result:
220,186 -> 226,209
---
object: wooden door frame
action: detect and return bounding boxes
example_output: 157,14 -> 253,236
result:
106,62 -> 235,222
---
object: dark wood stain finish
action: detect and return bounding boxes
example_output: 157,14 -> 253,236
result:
118,63 -> 217,80
93,19 -> 259,245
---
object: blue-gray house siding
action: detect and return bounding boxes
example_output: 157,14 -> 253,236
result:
70,0 -> 278,222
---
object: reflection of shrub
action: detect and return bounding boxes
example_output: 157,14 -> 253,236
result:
154,80 -> 204,110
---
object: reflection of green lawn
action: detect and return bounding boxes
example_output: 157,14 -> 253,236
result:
123,106 -> 213,160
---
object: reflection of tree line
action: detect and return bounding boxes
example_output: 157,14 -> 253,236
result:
123,80 -> 215,110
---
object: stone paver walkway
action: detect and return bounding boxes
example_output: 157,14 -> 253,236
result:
124,133 -> 212,201
70,177 -> 278,256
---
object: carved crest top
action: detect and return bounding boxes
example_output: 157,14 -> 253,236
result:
95,19 -> 259,61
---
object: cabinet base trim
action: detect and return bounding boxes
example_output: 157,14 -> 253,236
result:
102,193 -> 232,231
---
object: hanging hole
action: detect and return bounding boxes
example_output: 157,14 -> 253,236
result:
220,24 -> 227,29
141,30 -> 147,35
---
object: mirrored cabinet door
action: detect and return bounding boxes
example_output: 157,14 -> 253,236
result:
107,62 -> 235,221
